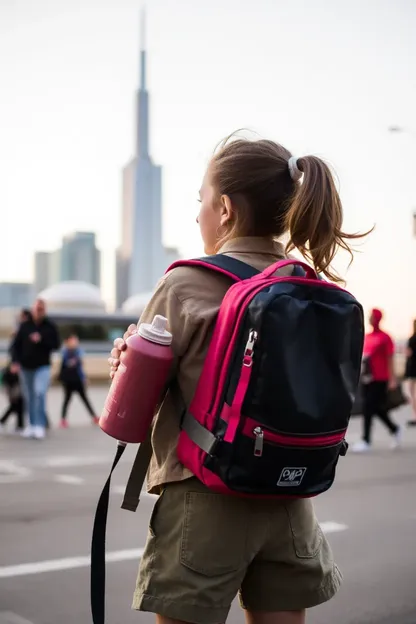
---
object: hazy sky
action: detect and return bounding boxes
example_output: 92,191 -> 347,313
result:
1,0 -> 415,335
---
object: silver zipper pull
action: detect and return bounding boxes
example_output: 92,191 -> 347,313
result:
253,426 -> 264,457
243,330 -> 258,367
245,330 -> 258,354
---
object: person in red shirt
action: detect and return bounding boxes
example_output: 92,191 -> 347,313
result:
353,308 -> 402,452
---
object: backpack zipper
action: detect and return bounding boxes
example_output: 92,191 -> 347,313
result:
253,426 -> 264,456
250,425 -> 346,457
243,329 -> 258,365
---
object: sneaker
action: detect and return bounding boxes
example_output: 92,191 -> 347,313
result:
33,426 -> 46,440
352,440 -> 371,453
92,416 -> 100,425
391,426 -> 403,450
21,426 -> 34,439
59,420 -> 69,429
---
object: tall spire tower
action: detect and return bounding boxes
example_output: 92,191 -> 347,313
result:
115,9 -> 179,309
137,8 -> 149,159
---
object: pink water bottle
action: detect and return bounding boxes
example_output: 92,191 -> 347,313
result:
99,315 -> 174,444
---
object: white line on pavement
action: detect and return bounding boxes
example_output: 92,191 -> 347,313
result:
112,485 -> 156,498
0,612 -> 34,624
45,456 -> 108,468
0,520 -> 348,579
0,462 -> 32,484
320,521 -> 348,534
54,474 -> 85,485
0,548 -> 144,579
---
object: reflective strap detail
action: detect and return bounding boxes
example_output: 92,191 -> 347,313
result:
182,412 -> 218,455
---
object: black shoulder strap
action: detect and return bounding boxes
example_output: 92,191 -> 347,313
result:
194,254 -> 260,281
171,255 -> 308,281
292,265 -> 306,277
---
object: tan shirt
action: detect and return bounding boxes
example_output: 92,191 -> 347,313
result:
139,237 -> 287,494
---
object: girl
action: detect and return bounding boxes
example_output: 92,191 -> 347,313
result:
109,136 -> 366,624
59,335 -> 98,428
405,319 -> 416,426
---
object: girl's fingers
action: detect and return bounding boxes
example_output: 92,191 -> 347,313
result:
113,337 -> 125,350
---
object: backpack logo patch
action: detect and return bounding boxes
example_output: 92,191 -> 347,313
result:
277,467 -> 307,487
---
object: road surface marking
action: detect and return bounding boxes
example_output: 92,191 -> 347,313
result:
0,462 -> 32,484
0,521 -> 348,579
320,521 -> 348,534
0,548 -> 144,579
0,613 -> 34,624
45,455 -> 108,468
54,475 -> 85,485
112,485 -> 156,498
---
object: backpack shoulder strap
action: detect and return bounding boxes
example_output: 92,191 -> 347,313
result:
168,255 -> 313,281
167,254 -> 260,282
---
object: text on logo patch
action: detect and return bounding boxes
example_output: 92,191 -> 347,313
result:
277,467 -> 307,487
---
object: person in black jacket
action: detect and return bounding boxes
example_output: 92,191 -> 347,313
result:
11,298 -> 60,439
0,362 -> 24,433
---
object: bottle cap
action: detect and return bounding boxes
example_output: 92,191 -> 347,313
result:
138,315 -> 172,345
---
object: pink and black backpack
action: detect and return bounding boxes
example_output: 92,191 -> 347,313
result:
169,254 -> 365,498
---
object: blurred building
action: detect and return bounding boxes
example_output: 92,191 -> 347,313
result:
34,231 -> 101,295
115,13 -> 179,309
0,282 -> 33,308
60,232 -> 100,286
48,249 -> 62,286
34,252 -> 50,294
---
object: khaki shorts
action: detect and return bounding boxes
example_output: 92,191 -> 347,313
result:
133,478 -> 341,624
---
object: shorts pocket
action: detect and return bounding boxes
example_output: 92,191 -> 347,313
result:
149,489 -> 165,538
180,491 -> 247,576
285,499 -> 323,559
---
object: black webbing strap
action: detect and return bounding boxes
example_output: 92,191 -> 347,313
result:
90,441 -> 126,624
90,434 -> 154,623
197,254 -> 309,280
197,254 -> 260,280
121,433 -> 153,512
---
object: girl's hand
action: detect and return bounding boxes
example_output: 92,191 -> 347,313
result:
108,324 -> 137,378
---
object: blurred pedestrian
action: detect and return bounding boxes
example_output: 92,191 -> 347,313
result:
0,362 -> 24,434
58,335 -> 98,428
405,318 -> 416,426
11,298 -> 60,440
353,308 -> 402,452
18,309 -> 32,325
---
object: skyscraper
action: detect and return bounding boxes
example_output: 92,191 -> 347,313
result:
34,232 -> 101,294
60,231 -> 100,287
116,12 -> 178,309
34,251 -> 51,294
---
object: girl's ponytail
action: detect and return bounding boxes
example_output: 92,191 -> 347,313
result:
285,155 -> 366,282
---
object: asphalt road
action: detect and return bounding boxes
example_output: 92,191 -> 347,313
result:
0,387 -> 415,624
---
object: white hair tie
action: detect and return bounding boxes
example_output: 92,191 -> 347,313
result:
288,156 -> 302,182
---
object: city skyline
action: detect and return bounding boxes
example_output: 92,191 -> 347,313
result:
1,0 -> 415,335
